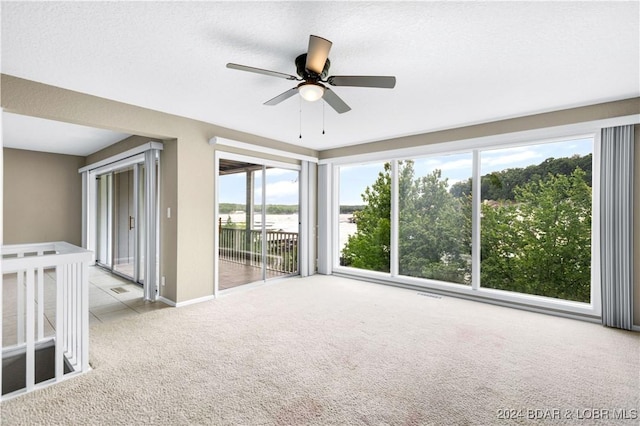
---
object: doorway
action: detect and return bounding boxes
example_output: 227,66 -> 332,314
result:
96,165 -> 142,282
83,145 -> 161,301
216,154 -> 301,292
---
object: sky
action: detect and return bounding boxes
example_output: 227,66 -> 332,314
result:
338,137 -> 593,205
219,167 -> 299,205
218,137 -> 593,207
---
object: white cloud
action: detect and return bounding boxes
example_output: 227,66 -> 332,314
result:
412,156 -> 472,182
265,168 -> 298,178
481,150 -> 541,169
340,163 -> 386,172
255,180 -> 299,203
437,158 -> 473,171
423,159 -> 442,167
415,157 -> 471,171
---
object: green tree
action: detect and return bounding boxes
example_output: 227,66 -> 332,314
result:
341,161 -> 470,281
340,163 -> 392,272
449,154 -> 592,202
481,168 -> 592,302
341,157 -> 592,303
398,164 -> 470,283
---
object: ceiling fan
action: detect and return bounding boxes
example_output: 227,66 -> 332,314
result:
226,35 -> 396,114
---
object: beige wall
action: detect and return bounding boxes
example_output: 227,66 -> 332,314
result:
2,73 -> 638,315
634,124 -> 640,327
82,133 -> 179,301
1,74 -> 317,304
3,148 -> 84,246
160,139 -> 178,302
320,98 -> 640,160
85,135 -> 163,166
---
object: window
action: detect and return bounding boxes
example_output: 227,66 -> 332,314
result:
338,162 -> 390,273
398,155 -> 472,285
333,136 -> 595,309
479,140 -> 593,302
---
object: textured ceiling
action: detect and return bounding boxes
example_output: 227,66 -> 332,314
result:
2,1 -> 639,153
2,112 -> 130,156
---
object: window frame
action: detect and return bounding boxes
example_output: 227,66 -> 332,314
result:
394,153 -> 474,285
328,130 -> 601,320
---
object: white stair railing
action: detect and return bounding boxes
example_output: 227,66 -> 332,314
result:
1,241 -> 92,400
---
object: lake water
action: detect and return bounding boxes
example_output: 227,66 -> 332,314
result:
219,213 -> 357,250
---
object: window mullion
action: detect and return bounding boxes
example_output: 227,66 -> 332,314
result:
390,160 -> 399,277
471,150 -> 481,291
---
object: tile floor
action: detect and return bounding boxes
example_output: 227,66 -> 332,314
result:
85,266 -> 169,324
2,266 -> 170,348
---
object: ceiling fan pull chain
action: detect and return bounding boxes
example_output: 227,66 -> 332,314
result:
322,101 -> 325,135
299,96 -> 302,139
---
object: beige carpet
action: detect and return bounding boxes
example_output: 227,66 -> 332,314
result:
2,275 -> 639,425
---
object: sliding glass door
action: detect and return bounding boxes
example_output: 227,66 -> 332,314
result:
264,166 -> 300,277
113,168 -> 136,279
216,155 -> 300,292
94,161 -> 155,287
96,173 -> 113,268
137,164 -> 146,283
83,145 -> 161,301
95,166 -> 139,282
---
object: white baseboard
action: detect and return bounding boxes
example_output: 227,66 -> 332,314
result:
174,295 -> 215,308
632,325 -> 640,332
157,296 -> 176,307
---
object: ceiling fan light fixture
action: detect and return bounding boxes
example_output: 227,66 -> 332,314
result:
228,35 -> 396,114
298,83 -> 325,102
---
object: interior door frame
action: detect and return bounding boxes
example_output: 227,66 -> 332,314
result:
99,165 -> 140,283
214,150 -> 305,297
81,142 -> 162,301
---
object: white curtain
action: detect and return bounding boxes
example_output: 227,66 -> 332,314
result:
600,125 -> 634,329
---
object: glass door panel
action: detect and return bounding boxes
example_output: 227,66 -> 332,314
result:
217,159 -> 300,291
137,164 -> 146,283
218,162 -> 263,289
91,150 -> 160,299
113,168 -> 135,279
96,173 -> 113,267
264,167 -> 299,277
252,167 -> 265,280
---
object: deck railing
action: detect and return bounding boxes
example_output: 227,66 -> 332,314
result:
1,241 -> 92,400
219,228 -> 298,274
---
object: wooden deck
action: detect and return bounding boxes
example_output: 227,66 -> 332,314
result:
217,260 -> 292,290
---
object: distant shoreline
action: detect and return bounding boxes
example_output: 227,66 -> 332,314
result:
218,212 -> 357,249
219,203 -> 366,215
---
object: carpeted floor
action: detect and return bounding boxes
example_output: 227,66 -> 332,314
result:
2,275 -> 639,425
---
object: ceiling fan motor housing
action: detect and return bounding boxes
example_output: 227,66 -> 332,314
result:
226,35 -> 395,114
296,54 -> 330,81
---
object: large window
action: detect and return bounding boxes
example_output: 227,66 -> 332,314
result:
398,155 -> 472,284
335,136 -> 594,308
480,140 -> 592,302
338,162 -> 390,273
